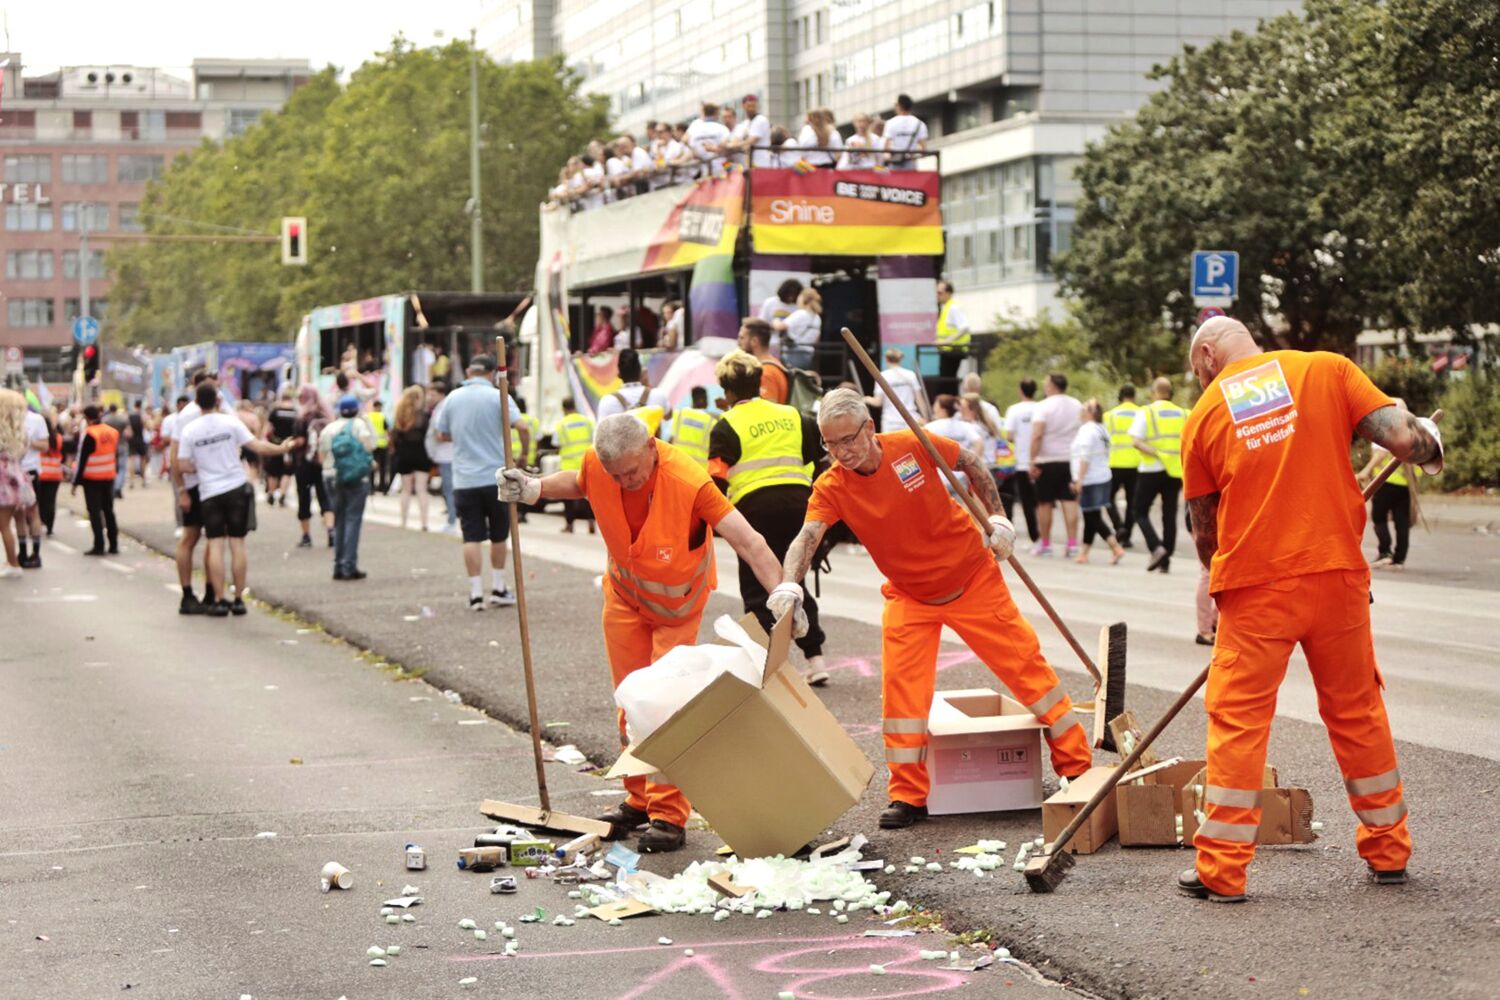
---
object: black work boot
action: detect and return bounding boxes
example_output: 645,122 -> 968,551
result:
1368,865 -> 1408,885
878,801 -> 928,829
598,801 -> 649,841
1176,869 -> 1246,903
636,819 -> 686,853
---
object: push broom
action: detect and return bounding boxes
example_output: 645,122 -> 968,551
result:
840,329 -> 1128,744
478,337 -> 612,839
1025,416 -> 1437,892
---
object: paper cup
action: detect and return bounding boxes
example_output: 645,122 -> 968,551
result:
320,861 -> 352,890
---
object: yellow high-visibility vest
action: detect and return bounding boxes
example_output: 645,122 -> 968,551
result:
368,409 -> 389,448
936,300 -> 970,349
721,397 -> 812,504
556,413 -> 594,473
1144,399 -> 1186,479
1104,402 -> 1141,469
519,413 -> 540,467
669,407 -> 716,467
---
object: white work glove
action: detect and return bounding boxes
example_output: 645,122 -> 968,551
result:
986,514 -> 1017,561
767,582 -> 810,639
1414,416 -> 1444,476
496,467 -> 541,505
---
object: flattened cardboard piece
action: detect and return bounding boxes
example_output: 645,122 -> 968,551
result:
708,872 -> 755,899
1116,758 -> 1204,846
1042,765 -> 1119,854
478,801 -> 613,838
1106,712 -> 1160,771
1179,766 -> 1316,845
926,689 -> 1046,815
588,898 -> 656,921
607,612 -> 874,859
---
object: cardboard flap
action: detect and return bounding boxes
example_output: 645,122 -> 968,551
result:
929,689 -> 1046,737
754,609 -> 795,690
606,746 -> 659,779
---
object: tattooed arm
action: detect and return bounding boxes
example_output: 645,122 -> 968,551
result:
1356,404 -> 1440,467
956,447 -> 1003,515
782,518 -> 829,585
1187,493 -> 1220,570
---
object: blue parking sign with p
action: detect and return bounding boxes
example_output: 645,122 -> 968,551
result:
1192,251 -> 1239,300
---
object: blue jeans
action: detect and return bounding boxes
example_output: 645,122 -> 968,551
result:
784,346 -> 814,371
330,477 -> 369,574
114,455 -> 128,495
437,461 -> 456,526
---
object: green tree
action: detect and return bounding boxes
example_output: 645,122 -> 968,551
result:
112,42 -> 608,348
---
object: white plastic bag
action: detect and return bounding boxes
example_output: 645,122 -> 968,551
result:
614,616 -> 766,744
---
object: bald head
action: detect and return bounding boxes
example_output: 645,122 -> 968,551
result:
1189,316 -> 1260,386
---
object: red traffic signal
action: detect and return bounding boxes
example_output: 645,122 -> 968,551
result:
281,216 -> 307,265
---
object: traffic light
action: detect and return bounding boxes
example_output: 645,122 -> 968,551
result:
281,216 -> 307,266
82,344 -> 98,382
61,344 -> 76,373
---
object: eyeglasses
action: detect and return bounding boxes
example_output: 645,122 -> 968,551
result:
822,421 -> 870,450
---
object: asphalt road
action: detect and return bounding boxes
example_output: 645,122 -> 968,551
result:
2,504 -> 1066,1000
29,483 -> 1500,999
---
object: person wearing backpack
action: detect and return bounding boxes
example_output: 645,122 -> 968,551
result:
318,394 -> 376,581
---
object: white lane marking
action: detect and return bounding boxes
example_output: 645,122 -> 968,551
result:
101,560 -> 134,575
16,594 -> 98,603
47,540 -> 79,555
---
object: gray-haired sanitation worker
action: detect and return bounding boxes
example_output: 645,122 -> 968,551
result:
498,413 -> 788,853
772,387 -> 1092,830
1178,316 -> 1443,902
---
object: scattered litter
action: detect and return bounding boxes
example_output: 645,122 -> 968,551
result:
658,937 -> 674,945
837,913 -> 849,923
289,758 -> 303,765
459,977 -> 478,986
380,907 -> 394,916
864,929 -> 915,938
501,928 -> 516,939
458,919 -> 477,930
995,947 -> 1011,959
369,958 -> 387,967
545,721 -> 571,729
904,866 -> 920,874
1312,821 -> 1325,832
255,831 -> 277,839
920,950 -> 946,960
884,865 -> 895,874
924,862 -> 942,873
490,876 -> 518,894
458,719 -> 487,726
870,964 -> 886,975
401,915 -> 416,923
421,606 -> 435,618
402,615 -> 421,622
755,909 -> 772,919
474,929 -> 488,940
550,745 -> 588,766
366,946 -> 386,958
443,690 -> 463,705
385,915 -> 400,925
386,944 -> 401,955
909,857 -> 926,865
551,916 -> 575,927
320,862 -> 352,891
401,886 -> 422,897
713,910 -> 730,922
405,844 -> 427,870
684,948 -> 695,956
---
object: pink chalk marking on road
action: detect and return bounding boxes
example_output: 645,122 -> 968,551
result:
755,940 -> 967,999
825,649 -> 980,680
449,933 -> 858,962
614,953 -> 746,1000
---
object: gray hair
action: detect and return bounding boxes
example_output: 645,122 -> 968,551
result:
595,413 -> 653,464
817,387 -> 871,427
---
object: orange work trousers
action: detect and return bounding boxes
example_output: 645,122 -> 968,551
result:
1196,568 -> 1411,896
601,587 -> 699,827
880,558 -> 1093,807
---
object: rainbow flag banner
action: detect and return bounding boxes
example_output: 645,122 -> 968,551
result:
749,168 -> 943,256
640,175 -> 746,273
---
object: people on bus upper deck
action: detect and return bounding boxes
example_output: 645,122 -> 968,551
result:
883,93 -> 928,169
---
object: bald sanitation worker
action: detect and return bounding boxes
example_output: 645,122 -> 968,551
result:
1177,316 -> 1443,902
498,413 -> 792,853
773,388 -> 1093,829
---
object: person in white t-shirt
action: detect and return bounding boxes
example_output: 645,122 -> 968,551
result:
769,125 -> 802,168
758,278 -> 802,357
1069,398 -> 1125,565
1027,372 -> 1084,557
604,149 -> 632,202
782,287 -> 823,370
579,154 -> 606,211
684,102 -> 731,179
175,383 -> 293,616
925,394 -> 985,493
797,109 -> 843,168
595,349 -> 672,422
15,406 -> 49,568
617,134 -> 653,196
883,94 -> 929,170
734,94 -> 773,168
166,372 -> 238,612
865,347 -> 928,432
1003,378 -> 1041,544
659,300 -> 684,351
836,112 -> 878,170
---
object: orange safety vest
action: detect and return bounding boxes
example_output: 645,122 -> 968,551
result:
82,424 -> 120,481
584,439 -> 718,626
38,438 -> 64,482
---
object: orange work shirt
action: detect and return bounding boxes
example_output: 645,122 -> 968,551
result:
760,361 -> 789,405
806,430 -> 987,603
578,446 -> 735,543
1182,350 -> 1392,595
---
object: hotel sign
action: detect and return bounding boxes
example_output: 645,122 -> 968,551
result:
0,183 -> 50,204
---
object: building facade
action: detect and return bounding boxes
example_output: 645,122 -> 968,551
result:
0,55 -> 310,383
480,0 -> 1297,329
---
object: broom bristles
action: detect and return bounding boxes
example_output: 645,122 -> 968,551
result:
1096,622 -> 1128,753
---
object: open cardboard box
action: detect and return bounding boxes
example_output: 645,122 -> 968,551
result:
607,613 -> 874,859
1179,765 -> 1317,845
1041,766 -> 1120,854
926,689 -> 1045,815
1116,757 -> 1204,846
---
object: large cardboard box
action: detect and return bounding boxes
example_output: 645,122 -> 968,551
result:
925,689 -> 1045,815
1115,757 -> 1205,846
607,614 -> 874,859
1179,766 -> 1317,845
1041,765 -> 1120,854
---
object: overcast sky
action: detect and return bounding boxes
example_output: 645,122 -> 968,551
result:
2,0 -> 488,77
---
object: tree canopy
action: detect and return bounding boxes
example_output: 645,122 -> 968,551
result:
111,41 -> 609,348
1056,0 -> 1500,375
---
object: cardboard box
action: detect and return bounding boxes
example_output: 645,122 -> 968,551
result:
1179,766 -> 1317,845
607,614 -> 874,859
925,689 -> 1045,815
1116,757 -> 1204,846
1041,765 -> 1120,854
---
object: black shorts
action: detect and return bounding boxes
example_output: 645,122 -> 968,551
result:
264,453 -> 288,478
201,484 -> 254,539
454,486 -> 511,544
1034,461 -> 1076,504
178,485 -> 203,528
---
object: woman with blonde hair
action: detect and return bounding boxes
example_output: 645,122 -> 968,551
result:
1069,398 -> 1125,565
837,112 -> 876,170
390,384 -> 432,530
798,108 -> 843,168
0,388 -> 38,577
783,286 -> 824,370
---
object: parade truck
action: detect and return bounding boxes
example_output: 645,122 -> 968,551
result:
294,291 -> 530,413
527,161 -> 946,431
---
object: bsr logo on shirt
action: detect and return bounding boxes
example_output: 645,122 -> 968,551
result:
1220,359 -> 1295,424
892,453 -> 925,493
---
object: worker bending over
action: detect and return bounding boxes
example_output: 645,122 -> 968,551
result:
498,413 -> 786,853
1178,316 -> 1443,902
772,388 -> 1093,829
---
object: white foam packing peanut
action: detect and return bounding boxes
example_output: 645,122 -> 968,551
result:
619,853 -> 883,915
950,852 -> 1004,873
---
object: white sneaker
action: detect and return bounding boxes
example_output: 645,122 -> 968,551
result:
0,565 -> 22,580
488,588 -> 517,607
468,596 -> 485,612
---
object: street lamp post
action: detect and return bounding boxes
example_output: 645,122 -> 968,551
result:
468,31 -> 484,293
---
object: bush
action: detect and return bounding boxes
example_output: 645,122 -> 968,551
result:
980,309 -> 1135,410
1366,357 -> 1445,416
1436,373 -> 1500,490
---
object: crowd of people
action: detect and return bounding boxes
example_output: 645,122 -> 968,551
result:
546,92 -> 930,212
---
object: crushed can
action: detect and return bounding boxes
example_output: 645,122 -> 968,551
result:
404,843 -> 427,871
509,839 -> 555,867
